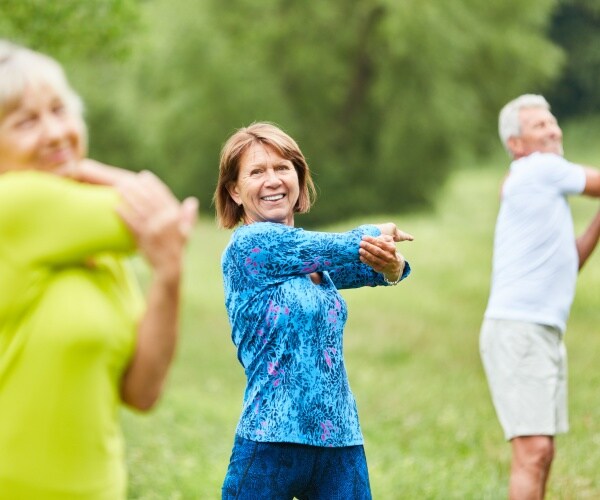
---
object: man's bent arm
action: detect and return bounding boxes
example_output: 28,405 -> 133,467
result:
577,207 -> 600,270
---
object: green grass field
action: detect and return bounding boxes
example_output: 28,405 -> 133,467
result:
122,135 -> 600,499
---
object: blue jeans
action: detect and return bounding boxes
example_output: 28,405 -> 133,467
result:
222,435 -> 372,499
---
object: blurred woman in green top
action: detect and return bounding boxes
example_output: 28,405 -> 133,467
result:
0,40 -> 198,499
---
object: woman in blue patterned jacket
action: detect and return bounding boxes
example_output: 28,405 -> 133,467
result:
214,122 -> 412,499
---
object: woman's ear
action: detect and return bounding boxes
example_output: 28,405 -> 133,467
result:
227,182 -> 242,206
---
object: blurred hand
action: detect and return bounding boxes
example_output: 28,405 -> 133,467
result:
55,158 -> 137,185
115,170 -> 198,280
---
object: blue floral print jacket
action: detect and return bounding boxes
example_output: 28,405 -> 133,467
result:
222,222 -> 411,447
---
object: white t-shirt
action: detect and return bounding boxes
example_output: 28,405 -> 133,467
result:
484,152 -> 586,332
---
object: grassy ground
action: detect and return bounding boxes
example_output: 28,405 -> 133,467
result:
122,132 -> 600,499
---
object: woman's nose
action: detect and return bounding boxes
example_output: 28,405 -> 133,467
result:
41,113 -> 69,142
264,168 -> 282,185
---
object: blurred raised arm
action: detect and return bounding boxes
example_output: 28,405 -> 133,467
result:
582,167 -> 600,197
116,170 -> 198,411
577,207 -> 600,271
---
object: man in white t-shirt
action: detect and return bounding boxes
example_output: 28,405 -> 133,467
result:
480,94 -> 600,499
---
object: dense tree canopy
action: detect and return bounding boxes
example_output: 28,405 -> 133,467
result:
1,0 -> 574,224
0,0 -> 140,59
548,0 -> 600,118
112,0 -> 561,224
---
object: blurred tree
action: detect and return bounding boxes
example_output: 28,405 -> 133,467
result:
127,0 -> 562,224
0,0 -> 141,60
547,0 -> 600,119
16,0 -> 562,224
99,0 -> 296,211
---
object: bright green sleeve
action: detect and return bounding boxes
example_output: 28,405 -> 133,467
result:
0,171 -> 141,499
0,171 -> 134,265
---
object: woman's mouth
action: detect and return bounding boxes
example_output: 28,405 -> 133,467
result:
262,194 -> 285,202
43,147 -> 75,167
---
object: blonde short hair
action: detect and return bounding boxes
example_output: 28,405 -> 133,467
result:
214,122 -> 317,229
0,40 -> 84,120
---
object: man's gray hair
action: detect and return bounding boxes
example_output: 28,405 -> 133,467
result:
498,94 -> 550,151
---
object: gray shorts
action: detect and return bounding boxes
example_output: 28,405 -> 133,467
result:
480,318 -> 568,441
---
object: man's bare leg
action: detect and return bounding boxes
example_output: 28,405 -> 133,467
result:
509,435 -> 554,500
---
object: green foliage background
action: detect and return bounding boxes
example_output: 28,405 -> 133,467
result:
2,0 -> 580,224
89,0 -> 563,225
0,0 -> 140,59
547,0 -> 600,118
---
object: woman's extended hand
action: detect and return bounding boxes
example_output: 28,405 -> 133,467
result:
360,223 -> 413,282
373,222 -> 414,242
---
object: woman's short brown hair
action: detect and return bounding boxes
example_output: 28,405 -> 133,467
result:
214,122 -> 316,229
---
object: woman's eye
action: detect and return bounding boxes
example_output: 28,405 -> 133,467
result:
15,115 -> 36,128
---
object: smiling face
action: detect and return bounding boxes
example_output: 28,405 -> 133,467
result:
508,107 -> 563,159
228,142 -> 300,227
0,83 -> 85,174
